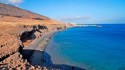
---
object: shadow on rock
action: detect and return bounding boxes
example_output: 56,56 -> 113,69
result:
22,49 -> 86,70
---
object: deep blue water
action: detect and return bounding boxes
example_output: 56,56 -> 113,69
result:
45,24 -> 125,70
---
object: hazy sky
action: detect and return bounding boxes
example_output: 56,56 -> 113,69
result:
3,0 -> 125,24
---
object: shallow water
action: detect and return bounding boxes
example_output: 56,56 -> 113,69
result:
45,24 -> 125,70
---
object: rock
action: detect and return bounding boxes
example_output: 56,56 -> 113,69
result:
43,66 -> 47,70
0,34 -> 21,59
34,31 -> 41,38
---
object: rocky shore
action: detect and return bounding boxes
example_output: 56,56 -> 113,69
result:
0,24 -> 70,70
0,3 -> 76,70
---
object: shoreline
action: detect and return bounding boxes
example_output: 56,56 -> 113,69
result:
23,30 -> 59,51
22,29 -> 60,65
22,29 -> 56,67
22,28 -> 85,70
0,2 -> 77,69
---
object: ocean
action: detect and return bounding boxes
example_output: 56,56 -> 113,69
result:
45,24 -> 125,70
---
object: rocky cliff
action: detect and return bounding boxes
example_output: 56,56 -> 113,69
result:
0,3 -> 73,70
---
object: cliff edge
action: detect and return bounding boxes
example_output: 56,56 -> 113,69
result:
0,3 -> 74,70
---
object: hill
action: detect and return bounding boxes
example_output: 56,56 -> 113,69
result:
0,2 -> 74,70
0,2 -> 49,20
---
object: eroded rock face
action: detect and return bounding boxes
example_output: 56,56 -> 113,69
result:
0,34 -> 21,59
0,23 -> 67,69
0,52 -> 44,70
19,25 -> 48,47
0,21 -> 72,69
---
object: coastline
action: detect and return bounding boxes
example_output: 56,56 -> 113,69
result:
23,30 -> 58,51
0,3 -> 78,70
22,29 -> 59,65
22,28 -> 85,70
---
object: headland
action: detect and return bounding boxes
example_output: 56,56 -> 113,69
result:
0,3 -> 85,70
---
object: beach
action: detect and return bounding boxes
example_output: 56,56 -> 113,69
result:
22,28 -> 85,70
23,30 -> 57,51
23,30 -> 57,65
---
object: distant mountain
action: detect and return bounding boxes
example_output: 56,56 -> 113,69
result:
0,2 -> 49,20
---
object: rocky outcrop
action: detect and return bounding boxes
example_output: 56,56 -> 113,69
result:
0,23 -> 68,70
0,52 -> 47,70
0,33 -> 21,60
0,23 -> 67,59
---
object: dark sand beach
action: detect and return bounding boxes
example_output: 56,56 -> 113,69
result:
22,30 -> 85,70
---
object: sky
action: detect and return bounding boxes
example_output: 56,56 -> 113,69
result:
1,0 -> 125,24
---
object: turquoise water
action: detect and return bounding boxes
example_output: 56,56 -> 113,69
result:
45,24 -> 125,70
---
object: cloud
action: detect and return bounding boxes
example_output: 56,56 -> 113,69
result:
7,0 -> 22,4
58,16 -> 93,21
0,0 -> 23,4
57,16 -> 96,24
